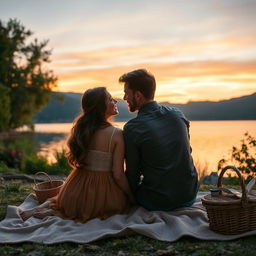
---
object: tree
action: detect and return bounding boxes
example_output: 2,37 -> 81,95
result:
218,132 -> 256,179
0,83 -> 11,131
0,19 -> 57,131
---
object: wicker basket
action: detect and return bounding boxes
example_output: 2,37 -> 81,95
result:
33,172 -> 64,203
201,165 -> 256,235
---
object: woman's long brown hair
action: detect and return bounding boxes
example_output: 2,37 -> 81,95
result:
67,87 -> 110,168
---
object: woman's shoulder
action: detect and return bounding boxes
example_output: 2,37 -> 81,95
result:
99,125 -> 123,136
110,127 -> 123,141
113,126 -> 123,133
105,126 -> 123,148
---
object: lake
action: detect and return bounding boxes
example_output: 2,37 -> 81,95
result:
33,121 -> 256,175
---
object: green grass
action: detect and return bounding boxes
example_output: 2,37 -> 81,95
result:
1,182 -> 256,256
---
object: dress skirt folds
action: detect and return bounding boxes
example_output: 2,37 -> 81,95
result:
48,150 -> 131,223
49,168 -> 130,223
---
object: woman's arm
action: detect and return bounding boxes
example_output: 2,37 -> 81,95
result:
112,128 -> 135,204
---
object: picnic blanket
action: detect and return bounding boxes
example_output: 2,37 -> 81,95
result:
0,192 -> 256,244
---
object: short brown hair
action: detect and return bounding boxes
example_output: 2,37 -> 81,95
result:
119,69 -> 156,100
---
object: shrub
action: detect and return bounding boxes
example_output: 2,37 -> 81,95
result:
54,149 -> 72,174
0,134 -> 71,176
218,132 -> 256,179
23,150 -> 71,176
24,155 -> 49,174
0,148 -> 22,169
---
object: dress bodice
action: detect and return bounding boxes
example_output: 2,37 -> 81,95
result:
83,127 -> 116,172
84,150 -> 112,171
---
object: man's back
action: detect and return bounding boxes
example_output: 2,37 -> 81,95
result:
123,101 -> 198,210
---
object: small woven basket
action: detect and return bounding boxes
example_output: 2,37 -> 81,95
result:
201,165 -> 256,235
33,172 -> 64,203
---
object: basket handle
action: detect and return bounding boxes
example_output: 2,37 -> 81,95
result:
217,165 -> 248,204
34,172 -> 53,188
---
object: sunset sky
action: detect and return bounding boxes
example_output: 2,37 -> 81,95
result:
1,0 -> 256,103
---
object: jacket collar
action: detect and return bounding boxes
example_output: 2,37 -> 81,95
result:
138,101 -> 158,114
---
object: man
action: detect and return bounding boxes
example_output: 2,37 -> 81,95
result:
119,69 -> 198,211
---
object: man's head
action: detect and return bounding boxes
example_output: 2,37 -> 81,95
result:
119,69 -> 156,112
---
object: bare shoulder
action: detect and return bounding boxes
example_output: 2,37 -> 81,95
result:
100,126 -> 123,138
98,125 -> 116,134
113,127 -> 124,142
114,127 -> 123,135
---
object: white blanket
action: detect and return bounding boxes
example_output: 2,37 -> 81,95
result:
0,192 -> 256,244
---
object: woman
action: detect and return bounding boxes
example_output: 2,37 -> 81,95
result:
20,87 -> 134,222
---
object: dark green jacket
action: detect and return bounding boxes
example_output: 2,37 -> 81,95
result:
123,101 -> 198,210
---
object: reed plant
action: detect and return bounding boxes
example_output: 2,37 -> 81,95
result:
194,160 -> 209,184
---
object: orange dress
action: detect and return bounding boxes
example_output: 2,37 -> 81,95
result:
49,130 -> 131,223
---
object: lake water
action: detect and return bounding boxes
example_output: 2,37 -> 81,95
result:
33,121 -> 256,175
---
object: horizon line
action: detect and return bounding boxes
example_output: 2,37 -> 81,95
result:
51,90 -> 256,104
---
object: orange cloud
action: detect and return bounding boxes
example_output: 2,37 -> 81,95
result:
52,60 -> 256,103
54,60 -> 256,82
51,35 -> 256,69
49,35 -> 256,103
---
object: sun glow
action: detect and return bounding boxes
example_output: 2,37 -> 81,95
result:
4,0 -> 252,103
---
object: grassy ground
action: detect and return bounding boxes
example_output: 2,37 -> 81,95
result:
0,180 -> 256,256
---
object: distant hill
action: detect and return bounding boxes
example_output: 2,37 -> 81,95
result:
33,92 -> 136,123
33,92 -> 256,123
33,92 -> 81,123
161,93 -> 256,120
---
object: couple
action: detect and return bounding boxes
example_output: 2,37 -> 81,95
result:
20,69 -> 198,222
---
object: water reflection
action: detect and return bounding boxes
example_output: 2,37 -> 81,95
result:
12,121 -> 256,175
189,121 -> 256,173
35,133 -> 68,163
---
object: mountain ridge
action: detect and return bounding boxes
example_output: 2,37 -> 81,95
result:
33,92 -> 256,123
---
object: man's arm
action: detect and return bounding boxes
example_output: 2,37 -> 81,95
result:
123,125 -> 141,195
